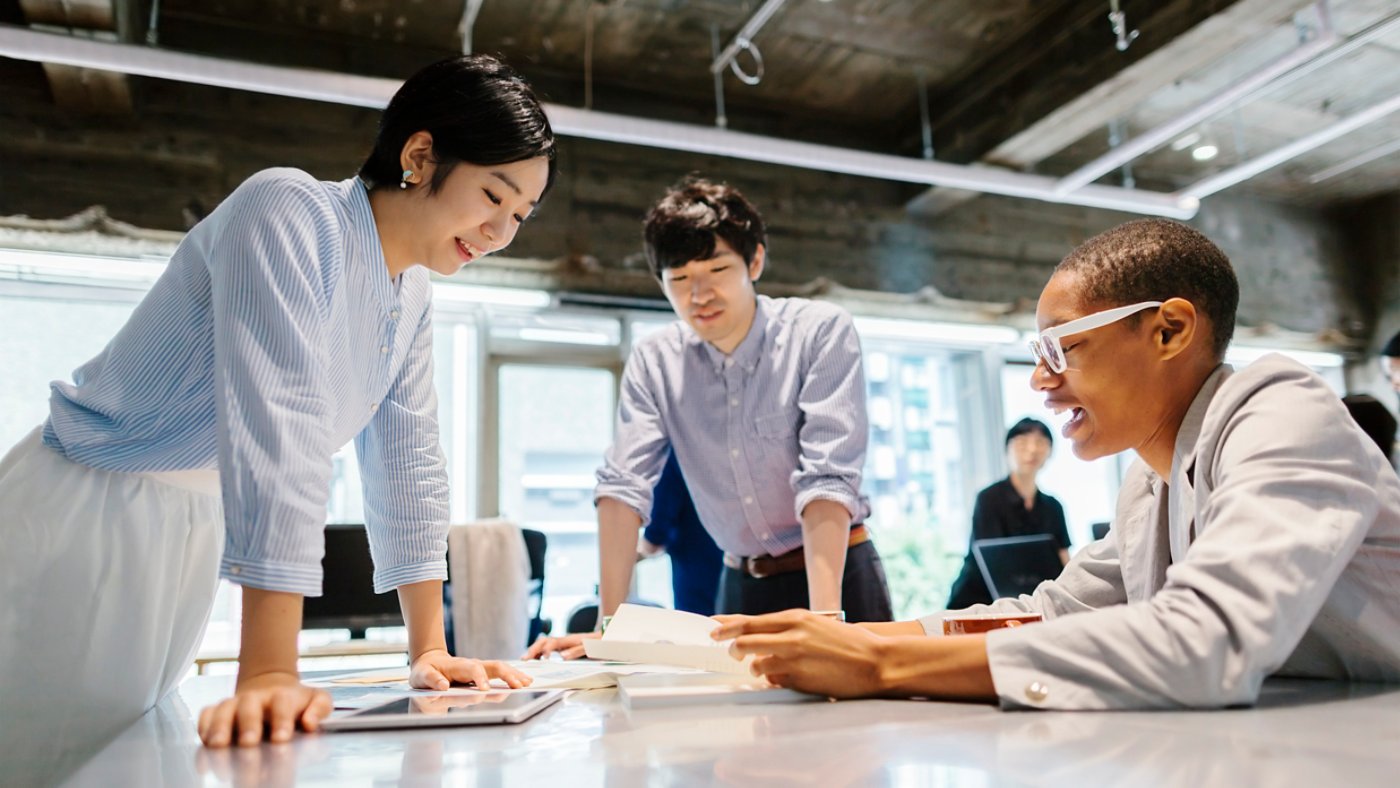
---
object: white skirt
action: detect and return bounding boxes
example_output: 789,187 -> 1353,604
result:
0,427 -> 223,787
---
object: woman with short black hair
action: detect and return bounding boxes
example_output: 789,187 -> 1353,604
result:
945,417 -> 1070,608
0,54 -> 555,779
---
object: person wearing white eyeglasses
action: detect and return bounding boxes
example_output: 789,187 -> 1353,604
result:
713,218 -> 1400,710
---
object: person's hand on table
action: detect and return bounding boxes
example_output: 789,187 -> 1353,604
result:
712,610 -> 889,699
409,648 -> 531,690
198,671 -> 332,748
521,632 -> 599,660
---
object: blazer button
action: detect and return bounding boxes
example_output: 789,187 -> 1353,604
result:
1024,681 -> 1049,703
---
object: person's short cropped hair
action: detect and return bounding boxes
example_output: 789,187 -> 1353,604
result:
1056,218 -> 1239,360
1006,417 -> 1053,448
1383,331 -> 1400,359
1343,394 -> 1397,459
643,177 -> 767,281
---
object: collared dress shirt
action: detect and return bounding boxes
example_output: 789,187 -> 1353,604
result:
43,168 -> 449,596
597,295 -> 871,558
919,356 -> 1400,709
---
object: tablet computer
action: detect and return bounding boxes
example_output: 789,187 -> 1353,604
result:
321,689 -> 565,732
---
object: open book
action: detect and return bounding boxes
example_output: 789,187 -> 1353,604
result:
582,604 -> 752,675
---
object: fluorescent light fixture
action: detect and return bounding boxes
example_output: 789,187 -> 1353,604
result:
855,317 -> 1021,345
1191,144 -> 1219,162
1225,345 -> 1344,369
431,283 -> 551,308
1171,132 -> 1202,151
0,248 -> 167,281
513,327 -> 614,346
0,26 -> 1198,220
1181,91 -> 1400,200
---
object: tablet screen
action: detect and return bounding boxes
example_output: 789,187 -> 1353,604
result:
376,692 -> 548,716
323,689 -> 564,731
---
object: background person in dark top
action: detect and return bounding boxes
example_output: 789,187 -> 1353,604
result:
639,452 -> 724,615
946,418 -> 1070,608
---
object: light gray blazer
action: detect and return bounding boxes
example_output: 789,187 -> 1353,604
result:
920,355 -> 1400,709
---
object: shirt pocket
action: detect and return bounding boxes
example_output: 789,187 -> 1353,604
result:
753,410 -> 798,441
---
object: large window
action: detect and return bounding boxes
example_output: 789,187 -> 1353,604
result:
861,337 -> 1001,619
493,362 -> 617,630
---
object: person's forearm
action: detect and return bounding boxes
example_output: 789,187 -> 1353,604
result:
598,497 -> 643,619
875,634 -> 998,701
237,586 -> 304,684
859,620 -> 925,636
801,499 -> 850,611
398,579 -> 448,660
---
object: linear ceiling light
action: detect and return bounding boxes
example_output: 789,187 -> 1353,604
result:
431,283 -> 552,308
1055,4 -> 1400,195
1179,91 -> 1400,200
0,25 -> 1197,219
855,317 -> 1022,346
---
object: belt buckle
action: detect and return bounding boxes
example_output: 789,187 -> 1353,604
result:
746,556 -> 770,579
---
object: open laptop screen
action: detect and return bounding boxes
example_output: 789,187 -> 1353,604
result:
971,534 -> 1064,599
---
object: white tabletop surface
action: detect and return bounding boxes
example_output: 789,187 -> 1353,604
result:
60,674 -> 1400,786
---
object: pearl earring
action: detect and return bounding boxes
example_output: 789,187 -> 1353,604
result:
399,169 -> 413,190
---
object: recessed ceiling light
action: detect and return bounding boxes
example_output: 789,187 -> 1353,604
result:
1192,144 -> 1219,162
1171,132 -> 1202,151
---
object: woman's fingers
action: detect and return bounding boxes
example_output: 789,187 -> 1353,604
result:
266,689 -> 298,743
301,690 -> 332,732
204,699 -> 239,747
234,694 -> 265,747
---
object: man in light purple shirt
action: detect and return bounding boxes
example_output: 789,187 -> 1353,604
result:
525,177 -> 891,658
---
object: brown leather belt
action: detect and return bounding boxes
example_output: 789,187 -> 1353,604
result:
723,524 -> 869,579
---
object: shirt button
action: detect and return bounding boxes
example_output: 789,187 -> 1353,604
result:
744,496 -> 753,505
390,310 -> 400,320
230,566 -> 242,575
730,448 -> 739,457
370,403 -> 379,413
730,398 -> 738,407
380,345 -> 389,354
724,358 -> 734,368
1025,682 -> 1049,703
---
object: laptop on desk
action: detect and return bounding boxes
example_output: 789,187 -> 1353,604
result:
972,534 -> 1064,599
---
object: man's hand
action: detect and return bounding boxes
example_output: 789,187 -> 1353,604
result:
198,671 -> 332,748
712,610 -> 887,699
409,648 -> 532,691
521,632 -> 599,660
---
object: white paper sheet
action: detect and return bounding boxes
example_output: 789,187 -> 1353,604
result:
582,604 -> 752,676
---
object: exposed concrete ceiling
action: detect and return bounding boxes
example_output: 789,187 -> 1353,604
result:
1,0 -> 1398,226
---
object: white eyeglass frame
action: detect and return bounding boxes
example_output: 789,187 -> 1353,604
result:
1029,300 -> 1164,374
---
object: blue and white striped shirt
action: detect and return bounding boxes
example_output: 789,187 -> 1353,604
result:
44,168 -> 449,596
596,296 -> 871,557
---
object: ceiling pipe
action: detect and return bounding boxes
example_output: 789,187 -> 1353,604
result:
1057,2 -> 1400,195
1178,90 -> 1400,200
1055,0 -> 1340,195
0,25 -> 1199,219
709,0 -> 788,75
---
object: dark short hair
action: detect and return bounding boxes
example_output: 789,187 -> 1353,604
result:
359,55 -> 556,197
1383,331 -> 1400,359
643,177 -> 767,281
1056,219 -> 1239,360
1343,394 -> 1396,459
1006,417 -> 1053,448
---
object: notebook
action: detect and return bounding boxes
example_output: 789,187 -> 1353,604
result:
617,672 -> 818,710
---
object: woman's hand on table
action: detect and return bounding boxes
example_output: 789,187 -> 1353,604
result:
197,671 -> 331,748
409,648 -> 532,690
521,632 -> 599,660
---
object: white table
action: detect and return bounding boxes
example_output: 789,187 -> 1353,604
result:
59,675 -> 1400,786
